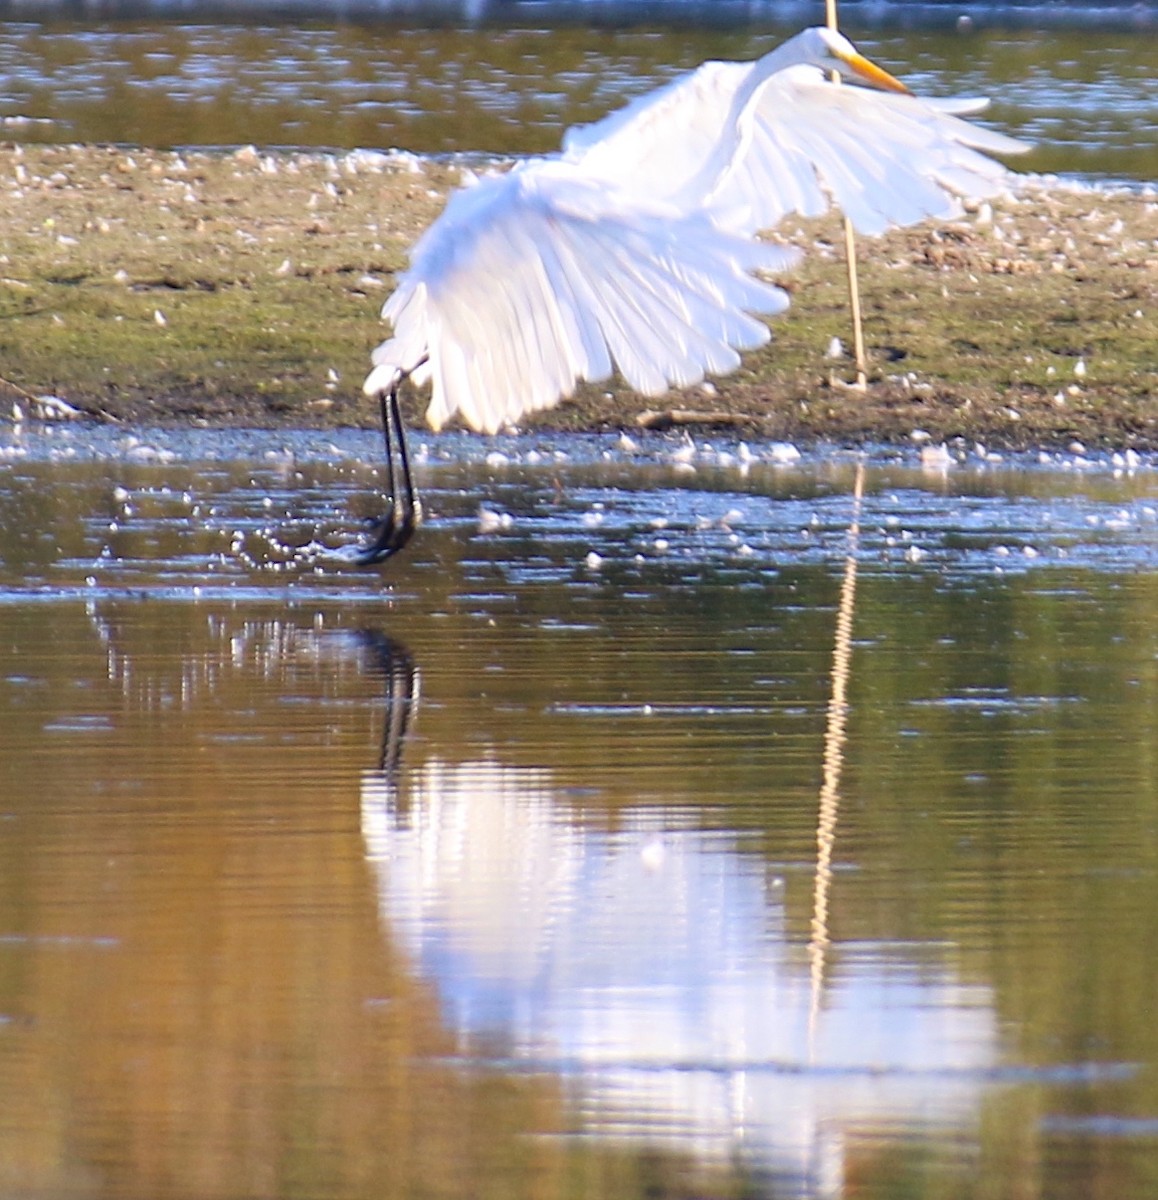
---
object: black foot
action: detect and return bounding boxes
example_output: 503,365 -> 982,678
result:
355,507 -> 421,565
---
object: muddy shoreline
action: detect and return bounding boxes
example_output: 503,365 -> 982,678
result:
0,143 -> 1154,450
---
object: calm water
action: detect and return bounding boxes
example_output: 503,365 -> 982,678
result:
0,23 -> 1154,179
2,426 -> 1158,1197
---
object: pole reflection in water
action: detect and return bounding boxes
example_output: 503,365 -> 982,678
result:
808,463 -> 864,1050
359,627 -> 998,1198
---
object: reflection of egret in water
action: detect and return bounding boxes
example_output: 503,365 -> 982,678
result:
360,665 -> 999,1197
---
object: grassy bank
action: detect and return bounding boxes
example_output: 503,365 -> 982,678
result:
0,142 -> 1154,448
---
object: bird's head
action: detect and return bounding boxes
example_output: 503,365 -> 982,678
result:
811,27 -> 911,94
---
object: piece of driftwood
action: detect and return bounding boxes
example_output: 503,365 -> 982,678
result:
635,409 -> 753,430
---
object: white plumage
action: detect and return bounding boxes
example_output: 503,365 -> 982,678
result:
364,26 -> 1028,435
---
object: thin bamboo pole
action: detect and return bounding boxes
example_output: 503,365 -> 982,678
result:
825,0 -> 868,389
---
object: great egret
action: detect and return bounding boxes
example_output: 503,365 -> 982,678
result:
355,26 -> 1027,564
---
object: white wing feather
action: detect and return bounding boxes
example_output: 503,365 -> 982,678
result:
562,60 -> 753,205
702,66 -> 1029,236
366,162 -> 800,434
564,54 -> 1027,237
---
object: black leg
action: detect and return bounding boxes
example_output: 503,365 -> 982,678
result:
356,369 -> 425,566
357,631 -> 419,779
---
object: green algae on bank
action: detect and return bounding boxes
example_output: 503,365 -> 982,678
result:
0,142 -> 1154,449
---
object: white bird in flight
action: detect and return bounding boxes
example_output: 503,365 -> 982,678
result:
354,25 -> 1028,563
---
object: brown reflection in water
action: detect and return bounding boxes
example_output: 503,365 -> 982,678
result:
0,600 -> 757,1200
3,511 -> 1158,1200
0,605 -> 571,1200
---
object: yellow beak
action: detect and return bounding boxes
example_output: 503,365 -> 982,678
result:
835,47 -> 912,94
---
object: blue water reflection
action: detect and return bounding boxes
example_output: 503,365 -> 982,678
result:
362,755 -> 997,1193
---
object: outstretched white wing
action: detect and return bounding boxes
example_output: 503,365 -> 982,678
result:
366,161 -> 800,435
703,65 -> 1029,236
561,59 -> 754,210
561,35 -> 1027,237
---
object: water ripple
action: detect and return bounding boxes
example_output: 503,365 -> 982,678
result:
0,24 -> 1150,178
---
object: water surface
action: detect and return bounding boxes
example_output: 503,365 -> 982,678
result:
0,23 -> 1153,178
2,428 -> 1158,1197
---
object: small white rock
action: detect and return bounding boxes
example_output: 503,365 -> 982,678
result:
477,506 -> 511,534
920,444 -> 953,470
35,394 -> 81,420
